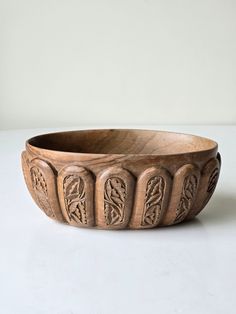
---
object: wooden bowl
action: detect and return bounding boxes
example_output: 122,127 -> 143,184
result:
21,129 -> 221,229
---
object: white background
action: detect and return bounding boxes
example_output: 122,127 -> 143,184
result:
1,0 -> 236,129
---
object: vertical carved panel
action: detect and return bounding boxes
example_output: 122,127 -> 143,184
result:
186,154 -> 221,219
22,151 -> 36,205
142,176 -> 165,226
30,166 -> 54,218
21,152 -> 65,222
174,174 -> 198,223
96,167 -> 135,229
207,168 -> 219,194
162,164 -> 200,225
130,167 -> 172,229
63,175 -> 87,224
58,166 -> 94,227
104,177 -> 127,225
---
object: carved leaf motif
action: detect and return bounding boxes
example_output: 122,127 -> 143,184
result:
30,166 -> 54,218
207,168 -> 219,193
201,167 -> 220,209
142,176 -> 165,226
175,174 -> 198,223
63,175 -> 87,224
104,177 -> 126,225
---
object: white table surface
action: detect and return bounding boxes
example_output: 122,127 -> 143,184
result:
0,125 -> 235,314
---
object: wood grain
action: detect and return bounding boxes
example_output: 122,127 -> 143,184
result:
21,129 -> 220,229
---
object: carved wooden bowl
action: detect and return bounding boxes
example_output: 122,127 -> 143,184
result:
21,129 -> 221,229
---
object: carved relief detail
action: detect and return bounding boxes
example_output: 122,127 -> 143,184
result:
63,175 -> 87,224
142,176 -> 165,226
207,168 -> 219,193
104,177 -> 127,225
175,174 -> 198,223
201,167 -> 220,208
30,166 -> 54,218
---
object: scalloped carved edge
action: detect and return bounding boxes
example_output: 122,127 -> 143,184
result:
129,167 -> 172,229
22,151 -> 221,229
186,154 -> 221,219
57,165 -> 95,227
21,152 -> 65,222
162,164 -> 200,225
96,166 -> 135,229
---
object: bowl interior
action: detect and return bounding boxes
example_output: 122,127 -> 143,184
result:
27,129 -> 217,155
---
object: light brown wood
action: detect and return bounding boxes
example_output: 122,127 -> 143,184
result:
21,129 -> 221,229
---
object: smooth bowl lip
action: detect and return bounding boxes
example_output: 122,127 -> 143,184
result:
25,128 -> 218,157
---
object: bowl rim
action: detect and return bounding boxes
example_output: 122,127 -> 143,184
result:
25,128 -> 218,157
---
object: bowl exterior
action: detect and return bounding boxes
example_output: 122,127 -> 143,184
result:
21,146 -> 221,230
